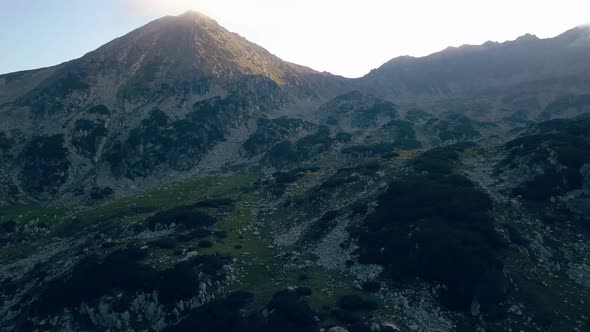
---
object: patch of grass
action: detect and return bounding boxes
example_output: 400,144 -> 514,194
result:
342,143 -> 396,158
53,173 -> 259,237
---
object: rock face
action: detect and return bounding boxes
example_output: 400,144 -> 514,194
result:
497,115 -> 590,205
241,117 -> 311,157
328,327 -> 349,332
318,90 -> 398,129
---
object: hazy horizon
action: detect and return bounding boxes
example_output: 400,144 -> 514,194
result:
1,0 -> 589,78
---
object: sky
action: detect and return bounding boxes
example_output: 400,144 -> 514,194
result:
1,0 -> 589,78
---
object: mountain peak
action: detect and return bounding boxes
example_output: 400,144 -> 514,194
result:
514,33 -> 539,42
178,10 -> 215,21
60,9 -> 324,103
172,10 -> 221,29
180,9 -> 206,16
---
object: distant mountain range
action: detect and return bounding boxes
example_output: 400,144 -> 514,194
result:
358,26 -> 590,120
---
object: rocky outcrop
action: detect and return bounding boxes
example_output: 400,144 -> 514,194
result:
318,91 -> 398,130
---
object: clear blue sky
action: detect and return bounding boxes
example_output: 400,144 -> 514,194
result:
0,1 -> 159,75
2,0 -> 589,77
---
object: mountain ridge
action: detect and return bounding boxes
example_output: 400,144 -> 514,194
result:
358,24 -> 590,120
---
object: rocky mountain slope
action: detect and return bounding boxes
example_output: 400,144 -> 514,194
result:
0,11 -> 349,203
1,11 -> 590,332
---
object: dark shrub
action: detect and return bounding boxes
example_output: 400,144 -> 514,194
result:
0,220 -> 17,234
413,143 -> 474,174
28,248 -> 231,317
361,281 -> 381,293
165,288 -> 319,332
381,151 -> 400,159
321,175 -> 359,189
382,119 -> 416,140
190,198 -> 235,208
86,105 -> 111,115
189,228 -> 213,239
295,287 -> 313,297
147,206 -> 216,230
338,295 -> 378,311
225,291 -> 255,308
90,186 -> 114,200
515,169 -> 582,203
0,131 -> 15,154
331,308 -> 360,324
1,277 -> 18,297
20,135 -> 70,194
305,211 -> 340,241
164,295 -> 260,332
298,274 -> 309,282
266,290 -> 319,332
151,238 -> 177,249
275,172 -> 299,184
198,240 -> 213,248
351,203 -> 368,216
342,143 -> 396,158
504,224 -> 529,246
405,108 -> 431,122
335,132 -> 353,142
214,230 -> 228,239
356,173 -> 506,312
264,141 -> 305,167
